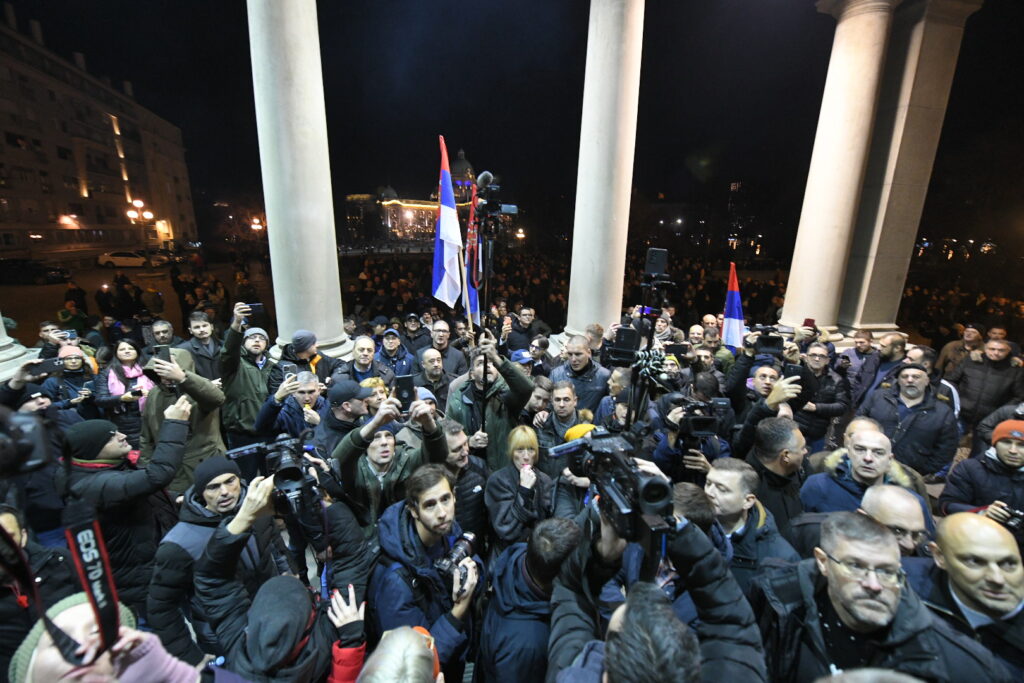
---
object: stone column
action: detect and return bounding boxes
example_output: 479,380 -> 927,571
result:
781,0 -> 901,330
838,0 -> 982,332
247,0 -> 348,355
0,309 -> 36,382
565,0 -> 645,335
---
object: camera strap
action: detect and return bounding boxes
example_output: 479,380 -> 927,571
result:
62,498 -> 121,654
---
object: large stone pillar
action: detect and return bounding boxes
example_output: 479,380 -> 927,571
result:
838,0 -> 982,331
247,0 -> 348,354
565,0 -> 645,334
0,309 -> 36,382
781,0 -> 901,330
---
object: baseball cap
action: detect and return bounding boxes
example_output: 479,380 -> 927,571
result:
328,379 -> 373,406
383,329 -> 401,338
510,349 -> 533,365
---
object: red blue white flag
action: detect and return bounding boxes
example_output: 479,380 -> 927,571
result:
723,262 -> 745,351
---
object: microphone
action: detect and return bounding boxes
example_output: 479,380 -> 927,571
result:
476,171 -> 494,189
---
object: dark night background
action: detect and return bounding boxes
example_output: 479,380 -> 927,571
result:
8,0 -> 1023,252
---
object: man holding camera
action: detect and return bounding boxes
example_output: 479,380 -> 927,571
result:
368,464 -> 483,683
331,395 -> 446,537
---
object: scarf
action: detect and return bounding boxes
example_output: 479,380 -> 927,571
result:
107,363 -> 155,412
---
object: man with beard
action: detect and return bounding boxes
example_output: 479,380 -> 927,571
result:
219,304 -> 275,474
750,511 -> 1008,681
312,379 -> 372,457
835,330 -> 875,378
904,513 -> 1024,678
851,332 -> 907,408
176,311 -> 222,382
413,347 -> 453,412
937,322 -> 986,376
375,328 -> 415,376
858,363 -> 959,475
142,319 -> 183,360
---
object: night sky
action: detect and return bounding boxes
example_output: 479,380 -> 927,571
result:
8,0 -> 1023,245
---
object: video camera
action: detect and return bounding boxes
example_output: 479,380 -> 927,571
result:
226,435 -> 321,518
475,171 -> 518,219
556,428 -> 673,541
749,325 -> 789,357
0,408 -> 50,477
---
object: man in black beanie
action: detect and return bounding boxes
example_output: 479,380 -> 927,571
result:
56,395 -> 191,618
148,456 -> 290,664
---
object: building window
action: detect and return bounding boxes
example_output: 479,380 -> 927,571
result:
57,146 -> 72,160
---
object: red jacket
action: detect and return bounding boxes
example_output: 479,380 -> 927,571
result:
327,641 -> 366,683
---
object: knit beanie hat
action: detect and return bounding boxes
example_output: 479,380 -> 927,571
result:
244,327 -> 269,341
8,592 -> 136,683
193,456 -> 242,493
63,419 -> 119,461
992,420 -> 1024,446
57,345 -> 84,359
291,330 -> 317,353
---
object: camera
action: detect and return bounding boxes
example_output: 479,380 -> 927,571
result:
1003,507 -> 1024,533
435,532 -> 476,599
475,171 -> 518,219
558,428 -> 673,541
226,435 -> 321,517
750,325 -> 786,357
0,408 -> 50,477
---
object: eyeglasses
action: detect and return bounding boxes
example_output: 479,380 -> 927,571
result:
807,353 -> 828,359
886,526 -> 928,545
824,552 -> 904,586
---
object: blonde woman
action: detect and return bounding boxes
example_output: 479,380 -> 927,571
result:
485,425 -> 553,557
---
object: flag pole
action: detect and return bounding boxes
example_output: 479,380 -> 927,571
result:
459,248 -> 474,334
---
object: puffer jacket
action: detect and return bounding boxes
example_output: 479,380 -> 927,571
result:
550,360 -> 611,414
749,559 -> 1012,682
945,355 -> 1024,425
857,385 -> 959,475
55,419 -> 187,612
939,448 -> 1024,516
728,500 -> 800,595
976,401 -> 1024,447
446,359 -> 534,472
267,343 -> 342,395
794,367 -> 850,440
140,350 -> 226,495
331,359 -> 396,387
219,326 -> 275,435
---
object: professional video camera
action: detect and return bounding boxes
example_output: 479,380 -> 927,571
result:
0,407 -> 50,477
435,532 -> 476,599
660,394 -> 731,483
554,427 -> 673,541
226,434 -> 321,517
749,325 -> 788,357
475,171 -> 518,219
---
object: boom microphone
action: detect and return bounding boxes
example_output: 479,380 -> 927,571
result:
476,171 -> 494,189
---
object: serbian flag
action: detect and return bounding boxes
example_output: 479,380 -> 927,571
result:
431,136 -> 462,309
722,262 -> 745,351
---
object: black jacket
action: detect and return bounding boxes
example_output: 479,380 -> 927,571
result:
904,558 -> 1024,678
452,455 -> 490,548
976,402 -> 1024,448
401,326 -> 432,355
750,559 -> 1012,682
147,484 -> 286,664
851,352 -> 903,407
858,385 -> 959,475
485,464 -> 553,558
330,359 -> 396,387
176,336 -> 223,381
728,500 -> 800,595
0,541 -> 79,679
794,368 -> 851,440
56,419 -> 187,611
746,452 -> 804,534
267,344 -> 342,395
413,370 -> 454,413
946,355 -> 1024,425
92,365 -> 145,447
939,449 -> 1024,516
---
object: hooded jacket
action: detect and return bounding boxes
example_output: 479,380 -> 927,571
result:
800,452 -> 933,524
857,385 -> 959,475
939,447 -> 1024,515
475,543 -> 555,683
219,326 -> 275,435
904,557 -> 1024,678
330,422 -> 447,537
485,464 -> 553,557
368,501 -> 483,675
749,558 -> 1011,682
267,343 -> 342,395
446,359 -> 534,472
728,500 -> 800,595
550,359 -> 611,414
946,354 -> 1024,425
194,524 -> 337,682
56,419 -> 187,611
140,350 -> 226,495
147,483 -> 286,664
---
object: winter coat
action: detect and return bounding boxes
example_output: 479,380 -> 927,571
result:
141,356 -> 226,496
93,364 -> 145,446
147,484 -> 286,664
945,355 -> 1024,425
729,500 -> 800,595
904,558 -> 1024,679
475,543 -> 554,683
0,541 -> 78,679
504,320 -> 538,353
313,412 -> 361,460
485,464 -> 553,557
40,366 -> 100,420
331,359 -> 396,387
253,393 -> 329,439
851,352 -> 904,407
452,455 -> 490,546
446,359 -> 534,472
56,419 -> 187,611
794,368 -> 851,440
219,326 -> 275,435
746,452 -> 804,534
413,370 -> 454,413
414,344 -> 468,378
857,385 -> 959,475
176,336 -> 222,381
374,345 -> 414,377
976,402 -> 1024,448
400,326 -> 432,355
939,448 -> 1024,516
266,343 -> 342,395
749,559 -> 1012,682
535,411 -> 582,478
368,502 -> 484,678
550,360 -> 611,414
330,422 -> 447,537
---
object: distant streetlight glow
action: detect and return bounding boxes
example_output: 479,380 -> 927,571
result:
132,199 -> 145,208
126,210 -> 139,219
142,210 -> 154,220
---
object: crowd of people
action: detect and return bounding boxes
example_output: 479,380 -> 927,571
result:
2,251 -> 1024,683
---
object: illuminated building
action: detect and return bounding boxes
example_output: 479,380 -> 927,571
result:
0,6 -> 197,261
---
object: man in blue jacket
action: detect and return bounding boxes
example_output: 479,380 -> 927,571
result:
375,328 -> 415,376
475,517 -> 582,682
253,370 -> 328,441
368,464 -> 483,682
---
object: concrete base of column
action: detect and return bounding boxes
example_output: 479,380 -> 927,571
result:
0,338 -> 37,382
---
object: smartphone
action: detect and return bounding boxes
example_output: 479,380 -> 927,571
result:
802,318 -> 816,329
639,306 -> 659,316
154,344 -> 171,363
278,362 -> 298,377
131,388 -> 144,397
665,342 -> 691,357
83,380 -> 95,393
36,358 -> 64,376
394,375 -> 416,412
247,302 -> 265,315
783,363 -> 804,379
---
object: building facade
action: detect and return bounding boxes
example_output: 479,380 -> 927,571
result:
0,6 -> 196,262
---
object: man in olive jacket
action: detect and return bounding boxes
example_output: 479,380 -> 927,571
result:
331,396 -> 445,538
141,347 -> 226,496
446,337 -> 534,472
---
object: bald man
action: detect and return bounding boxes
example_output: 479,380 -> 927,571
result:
903,513 -> 1024,677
